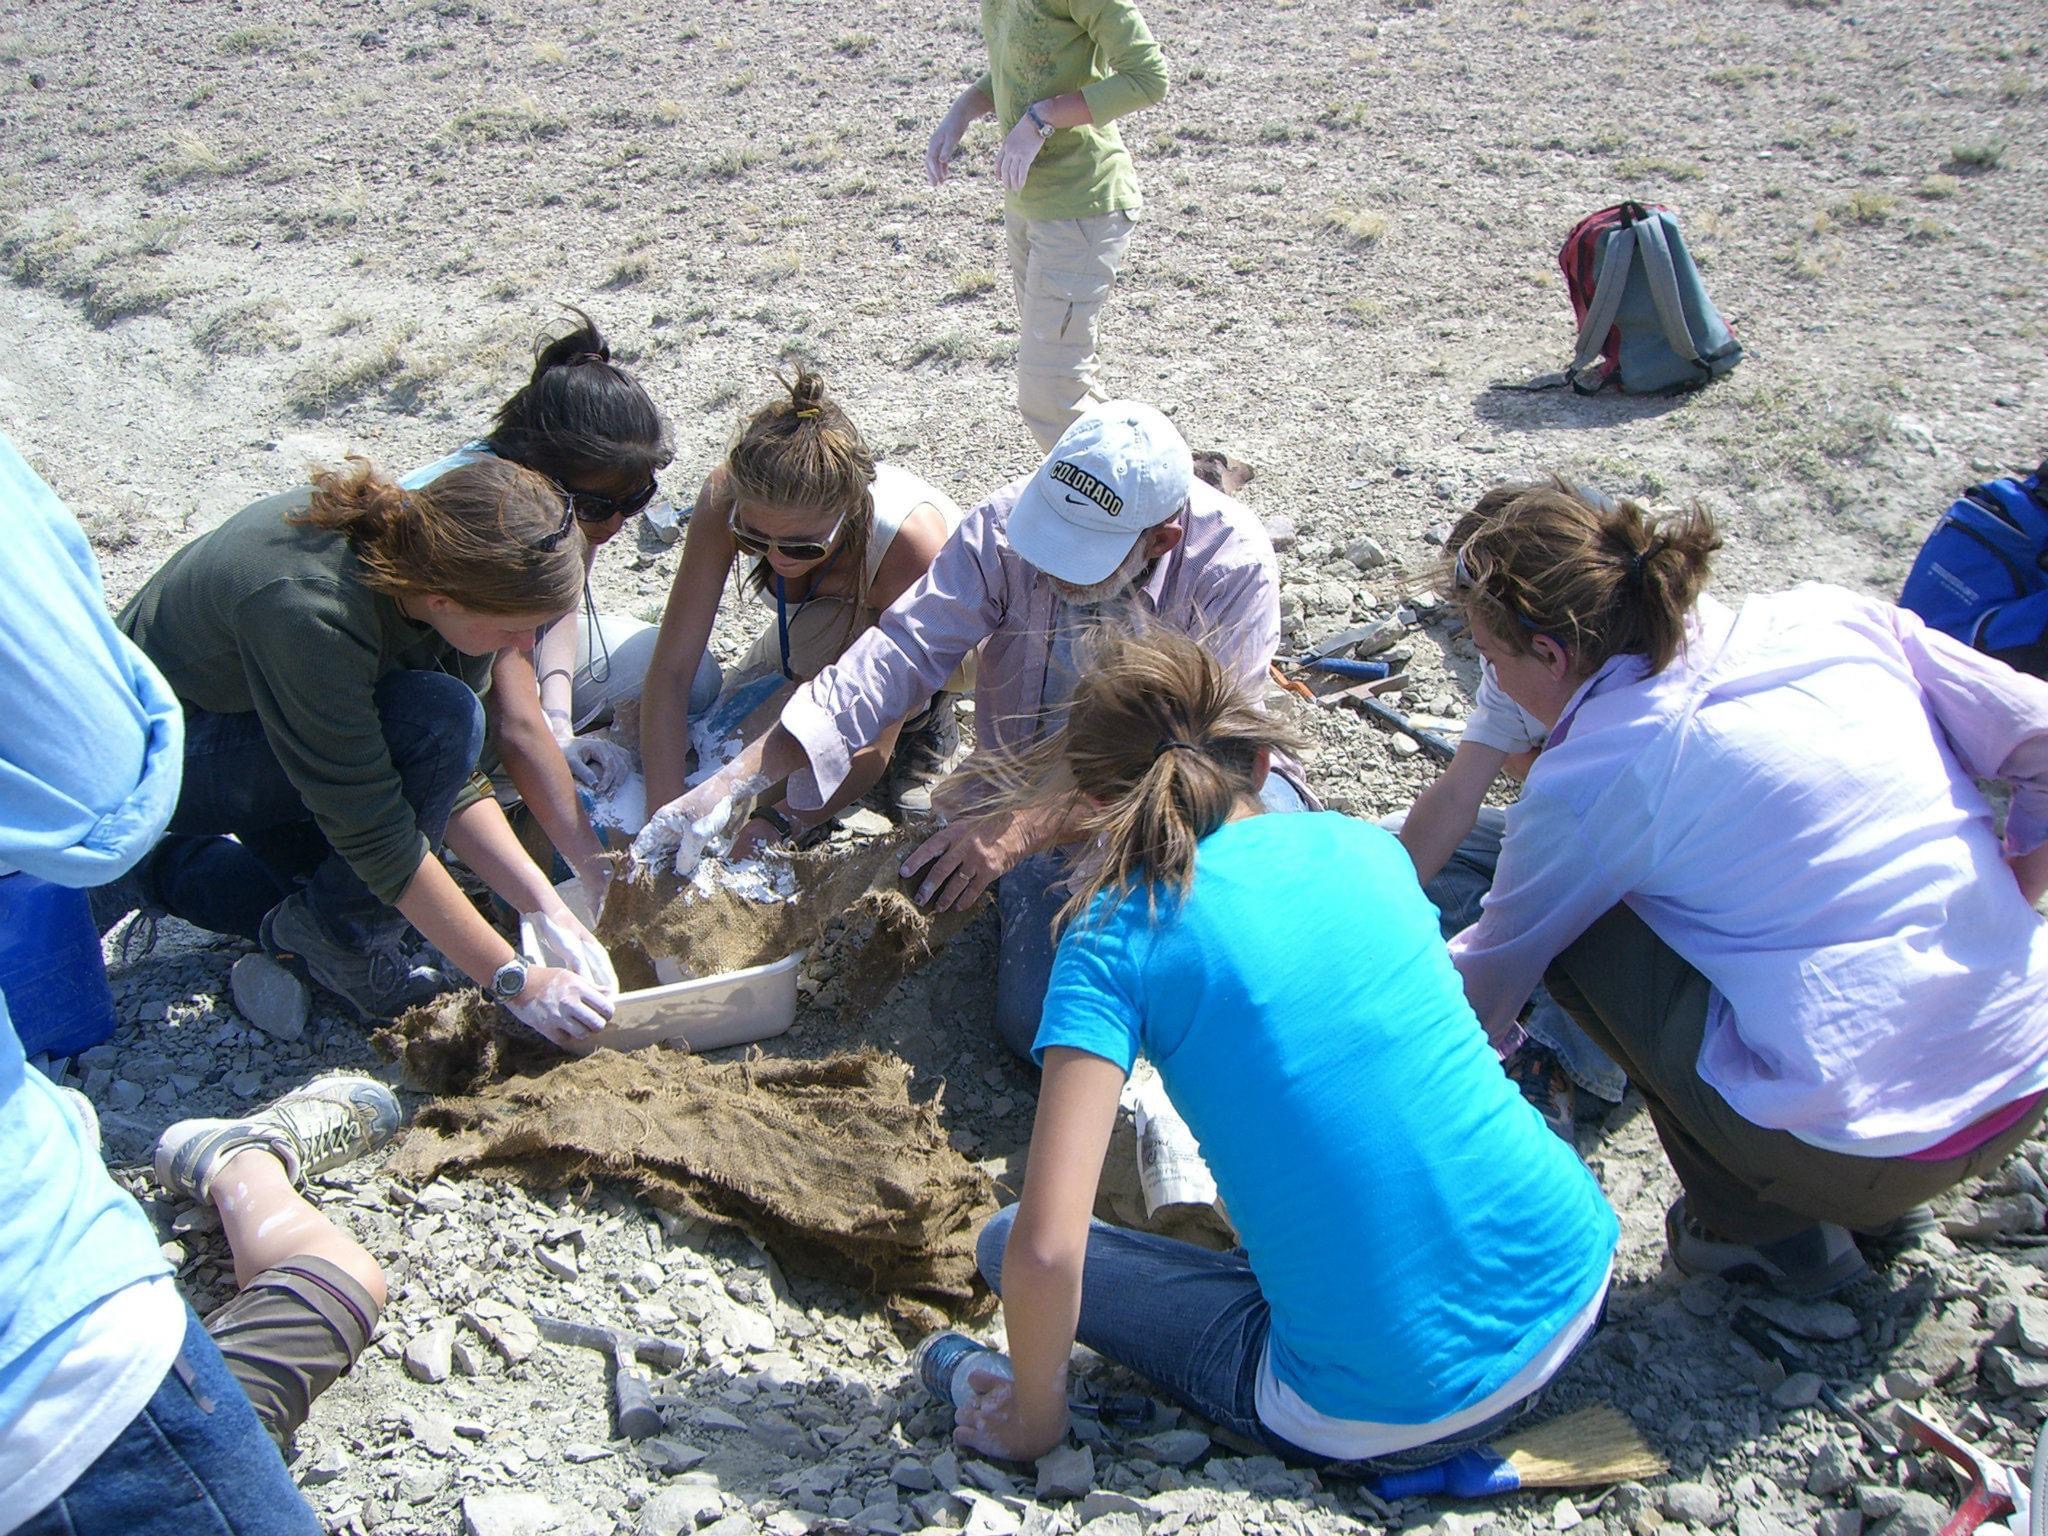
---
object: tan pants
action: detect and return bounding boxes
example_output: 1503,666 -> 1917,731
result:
1005,207 -> 1138,452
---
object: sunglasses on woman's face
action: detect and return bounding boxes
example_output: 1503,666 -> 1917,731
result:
566,477 -> 660,524
727,505 -> 846,564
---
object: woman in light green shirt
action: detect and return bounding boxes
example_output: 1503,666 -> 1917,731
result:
926,0 -> 1168,451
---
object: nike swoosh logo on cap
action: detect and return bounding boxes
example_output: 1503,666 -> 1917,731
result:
1061,494 -> 1092,508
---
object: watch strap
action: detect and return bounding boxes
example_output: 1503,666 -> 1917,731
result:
753,805 -> 798,842
1025,103 -> 1054,140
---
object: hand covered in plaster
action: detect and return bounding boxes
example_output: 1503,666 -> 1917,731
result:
527,905 -> 618,997
564,735 -> 634,796
506,965 -> 614,1047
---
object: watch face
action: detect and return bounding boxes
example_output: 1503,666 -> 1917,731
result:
492,963 -> 527,999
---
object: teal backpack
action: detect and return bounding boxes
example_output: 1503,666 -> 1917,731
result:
1559,202 -> 1744,395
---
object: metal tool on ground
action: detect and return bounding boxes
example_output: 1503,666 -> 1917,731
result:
1730,1305 -> 1896,1459
1297,621 -> 1396,664
1351,697 -> 1458,763
1893,1405 -> 2019,1536
533,1313 -> 677,1440
1365,1403 -> 1666,1501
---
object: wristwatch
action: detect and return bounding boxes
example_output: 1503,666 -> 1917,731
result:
490,957 -> 530,1002
1024,103 -> 1054,141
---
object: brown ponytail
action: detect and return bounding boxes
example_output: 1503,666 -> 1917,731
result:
1442,477 -> 1720,674
291,455 -> 586,617
727,370 -> 876,613
966,623 -> 1303,931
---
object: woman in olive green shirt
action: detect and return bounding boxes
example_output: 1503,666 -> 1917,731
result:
116,457 -> 617,1040
926,0 -> 1168,451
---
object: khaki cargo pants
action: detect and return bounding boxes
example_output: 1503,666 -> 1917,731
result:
1005,207 -> 1137,452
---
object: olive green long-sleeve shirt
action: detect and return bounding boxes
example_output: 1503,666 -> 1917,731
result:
119,488 -> 491,905
974,0 -> 1167,222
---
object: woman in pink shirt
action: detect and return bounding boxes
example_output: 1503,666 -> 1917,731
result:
1447,480 -> 2048,1298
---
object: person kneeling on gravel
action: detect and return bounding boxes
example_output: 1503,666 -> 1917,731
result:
1446,481 -> 2048,1298
1392,484 -> 1633,1139
638,368 -> 968,840
635,402 -> 1315,1061
0,433 -> 395,1534
104,454 -> 616,1043
401,307 -> 711,910
952,624 -> 1617,1467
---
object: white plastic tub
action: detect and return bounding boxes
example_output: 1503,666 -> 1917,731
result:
519,880 -> 800,1057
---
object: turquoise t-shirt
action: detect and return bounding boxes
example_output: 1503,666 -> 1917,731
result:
1036,811 -> 1619,1426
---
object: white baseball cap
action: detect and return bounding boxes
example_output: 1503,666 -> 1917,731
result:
1007,402 -> 1194,584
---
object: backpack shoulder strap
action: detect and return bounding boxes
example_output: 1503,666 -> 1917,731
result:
1632,215 -> 1712,379
1566,224 -> 1636,394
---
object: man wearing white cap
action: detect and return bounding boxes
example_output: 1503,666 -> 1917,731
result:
638,402 -> 1311,1057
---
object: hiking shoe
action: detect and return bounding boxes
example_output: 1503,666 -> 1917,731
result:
1506,1042 -> 1577,1143
1665,1196 -> 1870,1298
259,893 -> 452,1023
882,692 -> 961,818
154,1074 -> 402,1204
1855,1202 -> 1942,1260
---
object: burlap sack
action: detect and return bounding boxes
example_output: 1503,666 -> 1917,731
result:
377,996 -> 997,1326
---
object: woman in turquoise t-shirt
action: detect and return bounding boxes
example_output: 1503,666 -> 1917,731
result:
957,625 -> 1618,1468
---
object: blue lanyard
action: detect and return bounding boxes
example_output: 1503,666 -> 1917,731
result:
772,545 -> 845,682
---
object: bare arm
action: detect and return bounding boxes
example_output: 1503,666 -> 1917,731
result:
1399,740 -> 1510,886
956,1047 -> 1125,1461
532,548 -> 592,734
642,470 -> 737,810
927,82 -> 996,185
489,649 -> 609,897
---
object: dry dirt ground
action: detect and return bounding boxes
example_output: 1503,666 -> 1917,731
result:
4,2 -> 2048,1534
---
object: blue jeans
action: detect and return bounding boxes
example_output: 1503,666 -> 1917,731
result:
20,1305 -> 320,1536
143,671 -> 485,948
993,775 -> 1310,1062
1425,810 -> 1625,1103
975,1205 -> 1582,1471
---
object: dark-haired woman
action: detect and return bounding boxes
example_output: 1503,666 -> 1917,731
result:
1446,483 -> 2048,1297
954,624 -> 1616,1467
639,370 -> 964,850
403,310 -> 721,903
112,457 -> 617,1042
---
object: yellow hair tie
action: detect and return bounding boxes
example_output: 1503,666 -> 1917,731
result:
794,407 -> 820,419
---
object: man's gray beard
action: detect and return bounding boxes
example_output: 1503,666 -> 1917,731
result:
1049,542 -> 1156,607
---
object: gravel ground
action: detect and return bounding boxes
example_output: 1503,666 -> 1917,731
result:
5,0 -> 2048,1533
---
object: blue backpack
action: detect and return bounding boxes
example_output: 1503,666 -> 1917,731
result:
1899,463 -> 2048,674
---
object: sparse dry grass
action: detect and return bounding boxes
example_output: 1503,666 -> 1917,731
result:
220,25 -> 290,56
1321,206 -> 1387,247
447,98 -> 568,143
1950,140 -> 2007,170
144,130 -> 266,190
285,326 -> 418,417
1918,172 -> 1960,199
947,267 -> 998,301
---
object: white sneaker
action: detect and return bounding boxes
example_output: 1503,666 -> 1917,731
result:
154,1074 -> 402,1204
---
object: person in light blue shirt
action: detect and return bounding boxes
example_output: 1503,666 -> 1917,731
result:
954,622 -> 1617,1468
0,432 -> 391,1536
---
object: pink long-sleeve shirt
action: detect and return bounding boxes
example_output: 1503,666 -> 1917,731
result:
1450,586 -> 2048,1155
778,475 -> 1308,812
